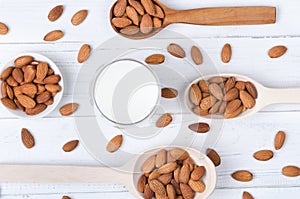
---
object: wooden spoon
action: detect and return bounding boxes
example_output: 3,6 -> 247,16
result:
110,0 -> 276,39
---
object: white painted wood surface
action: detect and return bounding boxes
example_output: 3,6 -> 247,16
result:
0,0 -> 299,198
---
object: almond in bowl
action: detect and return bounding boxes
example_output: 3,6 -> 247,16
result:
0,53 -> 64,118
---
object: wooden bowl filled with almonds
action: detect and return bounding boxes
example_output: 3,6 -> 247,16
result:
0,53 -> 64,118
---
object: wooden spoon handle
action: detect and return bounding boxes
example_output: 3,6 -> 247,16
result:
164,6 -> 276,26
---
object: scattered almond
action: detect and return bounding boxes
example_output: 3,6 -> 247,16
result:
106,135 -> 123,153
0,22 -> 9,35
44,30 -> 64,41
243,191 -> 254,199
274,131 -> 286,150
268,45 -> 287,58
78,44 -> 91,63
71,10 -> 88,26
221,43 -> 232,63
145,54 -> 165,65
188,123 -> 210,133
231,170 -> 253,182
206,148 -> 221,167
156,113 -> 172,128
167,44 -> 186,58
253,150 -> 274,161
282,166 -> 300,177
62,196 -> 71,199
63,140 -> 79,152
60,103 -> 79,116
48,5 -> 64,22
191,46 -> 203,65
161,88 -> 178,99
21,128 -> 35,149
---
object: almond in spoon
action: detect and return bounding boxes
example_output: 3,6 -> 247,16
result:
114,0 -> 127,17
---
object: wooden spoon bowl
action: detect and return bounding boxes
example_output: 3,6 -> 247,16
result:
110,0 -> 276,39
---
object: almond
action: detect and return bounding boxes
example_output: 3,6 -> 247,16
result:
62,196 -> 71,199
171,179 -> 181,195
71,10 -> 88,26
144,184 -> 154,199
235,81 -> 245,90
166,184 -> 176,199
243,191 -> 254,199
191,46 -> 203,65
232,170 -> 253,182
1,82 -> 8,98
158,173 -> 172,185
209,76 -> 227,84
44,30 -> 64,41
140,14 -> 153,34
173,167 -> 180,183
26,104 -> 47,115
112,17 -> 133,28
145,54 -> 165,65
149,179 -> 166,196
21,128 -> 35,149
156,113 -> 172,128
274,131 -> 286,150
48,5 -> 64,22
1,97 -> 17,110
245,82 -> 258,99
221,43 -> 232,63
169,148 -> 189,161
156,149 -> 167,168
6,76 -> 18,87
225,77 -> 236,92
218,101 -> 227,114
0,66 -> 13,81
153,17 -> 162,28
191,166 -> 205,181
12,68 -> 24,83
188,123 -> 210,133
190,84 -> 202,105
179,164 -> 190,184
36,62 -> 48,80
114,0 -> 127,17
200,96 -> 217,110
225,99 -> 242,114
193,106 -> 209,116
0,22 -> 9,35
44,97 -> 54,105
44,75 -> 61,84
129,0 -> 144,15
138,175 -> 147,192
47,68 -> 54,75
141,0 -> 156,16
19,83 -> 37,97
224,87 -> 239,101
36,91 -> 52,103
6,85 -> 14,99
161,87 -> 178,98
14,99 -> 25,112
60,103 -> 79,116
207,148 -> 221,167
224,105 -> 243,119
268,45 -> 287,58
14,56 -> 34,68
209,100 -> 222,114
24,65 -> 36,83
126,6 -> 139,25
209,83 -> 223,100
183,157 -> 195,172
188,179 -> 206,193
63,140 -> 79,152
180,183 -> 195,199
78,44 -> 91,63
240,91 -> 255,109
45,84 -> 61,93
37,84 -> 45,95
157,162 -> 177,175
149,169 -> 160,180
167,44 -> 186,58
153,5 -> 164,18
120,25 -> 140,35
17,94 -> 36,108
282,166 -> 300,177
107,135 -> 123,153
142,155 -> 156,173
198,80 -> 209,92
253,150 -> 273,161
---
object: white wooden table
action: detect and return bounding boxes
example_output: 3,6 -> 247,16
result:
0,0 -> 300,198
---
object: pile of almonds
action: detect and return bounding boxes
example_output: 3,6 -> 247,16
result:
138,148 -> 207,199
111,0 -> 164,36
0,55 -> 62,115
189,76 -> 258,119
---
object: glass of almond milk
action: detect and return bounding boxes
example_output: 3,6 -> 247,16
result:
93,59 -> 160,126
